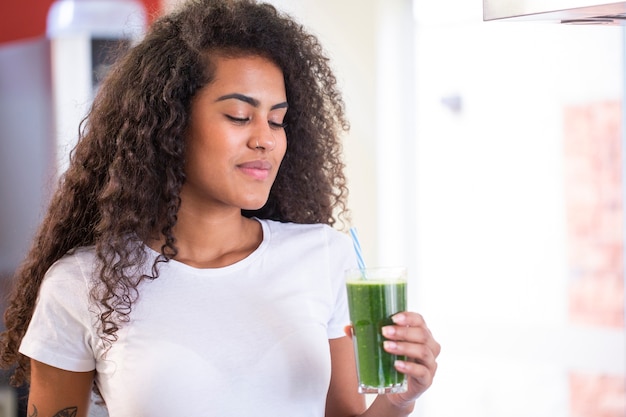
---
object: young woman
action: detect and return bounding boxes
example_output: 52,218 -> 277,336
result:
0,1 -> 440,416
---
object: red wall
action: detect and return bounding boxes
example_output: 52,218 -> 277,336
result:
0,0 -> 162,44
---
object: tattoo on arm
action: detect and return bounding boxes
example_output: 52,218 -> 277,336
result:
29,405 -> 79,417
54,407 -> 78,417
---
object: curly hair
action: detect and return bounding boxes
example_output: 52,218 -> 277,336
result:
0,0 -> 349,388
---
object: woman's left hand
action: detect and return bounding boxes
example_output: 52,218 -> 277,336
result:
381,312 -> 441,407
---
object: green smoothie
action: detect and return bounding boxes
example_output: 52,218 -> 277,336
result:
346,278 -> 407,393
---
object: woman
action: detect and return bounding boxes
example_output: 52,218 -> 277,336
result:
0,0 -> 440,416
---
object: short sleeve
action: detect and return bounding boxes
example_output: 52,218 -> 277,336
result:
325,228 -> 358,339
19,252 -> 98,372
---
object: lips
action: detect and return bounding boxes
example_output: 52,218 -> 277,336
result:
237,160 -> 272,180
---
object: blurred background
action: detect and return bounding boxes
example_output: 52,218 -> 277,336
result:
0,0 -> 624,416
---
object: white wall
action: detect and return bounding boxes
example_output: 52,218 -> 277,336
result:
412,0 -> 625,416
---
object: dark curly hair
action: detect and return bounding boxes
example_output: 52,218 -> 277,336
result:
0,0 -> 349,388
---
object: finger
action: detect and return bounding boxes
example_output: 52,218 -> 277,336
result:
386,313 -> 441,356
391,312 -> 425,327
382,324 -> 431,345
383,340 -> 437,369
343,324 -> 353,339
386,341 -> 439,390
395,358 -> 438,388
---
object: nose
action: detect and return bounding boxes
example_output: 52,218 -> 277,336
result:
249,122 -> 276,151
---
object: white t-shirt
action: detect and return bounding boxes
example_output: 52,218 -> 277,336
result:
20,219 -> 357,417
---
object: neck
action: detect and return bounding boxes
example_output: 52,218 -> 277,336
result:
150,207 -> 263,269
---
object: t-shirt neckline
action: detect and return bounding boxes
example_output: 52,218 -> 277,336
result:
144,218 -> 270,275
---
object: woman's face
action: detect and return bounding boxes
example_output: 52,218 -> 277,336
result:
182,54 -> 288,213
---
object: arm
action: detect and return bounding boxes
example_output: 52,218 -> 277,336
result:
325,336 -> 367,417
326,313 -> 440,417
27,359 -> 95,417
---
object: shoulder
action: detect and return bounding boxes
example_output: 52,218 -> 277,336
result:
261,219 -> 351,247
43,246 -> 98,289
259,219 -> 354,265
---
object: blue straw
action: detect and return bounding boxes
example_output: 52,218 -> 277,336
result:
349,227 -> 367,271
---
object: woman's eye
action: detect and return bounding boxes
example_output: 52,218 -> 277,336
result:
269,121 -> 287,130
226,115 -> 249,124
225,114 -> 286,130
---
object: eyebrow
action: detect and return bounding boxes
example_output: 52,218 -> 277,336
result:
216,93 -> 288,110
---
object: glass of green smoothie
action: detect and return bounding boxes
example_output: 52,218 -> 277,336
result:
346,266 -> 408,394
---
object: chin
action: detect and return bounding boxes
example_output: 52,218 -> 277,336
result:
241,197 -> 272,216
242,199 -> 269,212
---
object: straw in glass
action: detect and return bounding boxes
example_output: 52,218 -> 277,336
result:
349,226 -> 367,272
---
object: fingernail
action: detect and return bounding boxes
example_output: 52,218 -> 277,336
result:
382,326 -> 395,337
394,360 -> 407,370
383,341 -> 397,350
392,313 -> 406,324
